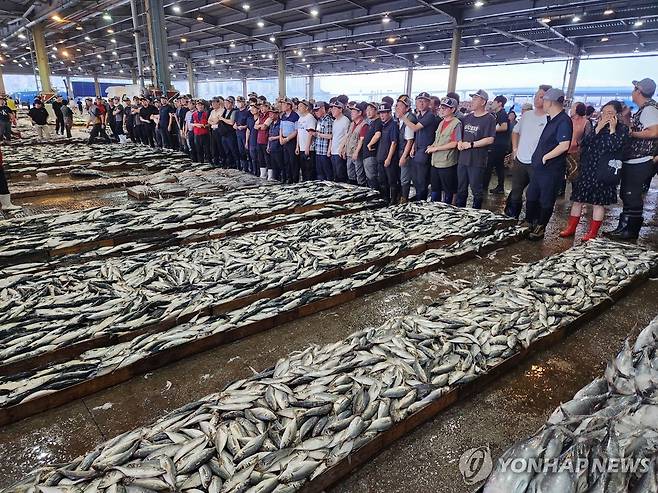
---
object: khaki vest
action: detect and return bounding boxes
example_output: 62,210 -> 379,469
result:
345,119 -> 366,155
431,117 -> 460,168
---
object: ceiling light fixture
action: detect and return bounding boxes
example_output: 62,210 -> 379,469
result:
600,36 -> 609,42
634,19 -> 644,26
419,44 -> 426,50
230,41 -> 236,48
96,54 -> 102,59
604,9 -> 614,15
474,0 -> 484,7
306,64 -> 310,68
75,25 -> 83,31
267,53 -> 273,59
180,37 -> 187,42
112,50 -> 117,55
172,5 -> 181,13
302,57 -> 306,61
269,36 -> 276,42
84,36 -> 91,41
17,33 -> 26,40
107,28 -> 114,33
382,13 -> 391,24
242,3 -> 250,11
540,17 -> 551,23
310,8 -> 319,17
474,38 -> 480,44
370,58 -> 375,62
210,59 -> 215,65
102,12 -> 111,21
196,14 -> 204,21
257,20 -> 265,27
52,14 -> 62,22
172,51 -> 178,57
572,15 -> 581,22
387,37 -> 396,43
111,38 -> 117,43
316,46 -> 323,51
0,43 -> 7,48
413,54 -> 419,59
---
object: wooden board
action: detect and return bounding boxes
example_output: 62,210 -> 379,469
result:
0,230 -> 525,426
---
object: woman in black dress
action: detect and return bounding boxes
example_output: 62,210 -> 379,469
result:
559,100 -> 629,241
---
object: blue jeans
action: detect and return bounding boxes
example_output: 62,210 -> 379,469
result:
411,154 -> 431,200
315,154 -> 333,181
330,154 -> 347,182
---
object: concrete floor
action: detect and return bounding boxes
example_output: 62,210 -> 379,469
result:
0,179 -> 656,491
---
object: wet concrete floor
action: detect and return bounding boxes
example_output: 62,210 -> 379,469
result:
0,179 -> 656,491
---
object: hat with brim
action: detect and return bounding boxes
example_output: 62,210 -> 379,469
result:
415,92 -> 431,101
469,89 -> 489,101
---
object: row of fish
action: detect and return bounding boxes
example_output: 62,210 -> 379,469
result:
5,240 -> 657,492
128,169 -> 272,200
484,313 -> 658,492
0,225 -> 521,411
0,203 -> 511,369
0,181 -> 380,265
3,143 -> 188,169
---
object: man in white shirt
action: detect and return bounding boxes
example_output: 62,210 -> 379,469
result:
208,98 -> 225,167
506,84 -> 551,218
295,100 -> 317,181
329,100 -> 350,182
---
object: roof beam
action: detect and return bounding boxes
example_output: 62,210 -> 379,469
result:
487,25 -> 577,57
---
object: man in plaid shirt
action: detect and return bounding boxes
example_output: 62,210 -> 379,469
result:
312,101 -> 333,180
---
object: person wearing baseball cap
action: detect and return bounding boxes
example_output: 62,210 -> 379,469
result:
425,97 -> 461,204
522,87 -> 572,240
279,97 -> 300,183
602,77 -> 658,240
234,96 -> 250,172
329,100 -> 350,182
341,101 -> 368,186
484,95 -> 512,195
455,89 -> 496,209
372,102 -> 400,203
312,101 -> 333,180
398,91 -> 438,201
361,102 -> 381,189
191,99 -> 211,163
218,96 -> 241,169
254,102 -> 273,179
395,95 -> 416,202
295,99 -> 316,181
0,96 -> 15,142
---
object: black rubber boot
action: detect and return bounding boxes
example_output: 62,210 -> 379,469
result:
605,213 -> 630,237
609,216 -> 643,241
401,185 -> 410,201
521,200 -> 540,227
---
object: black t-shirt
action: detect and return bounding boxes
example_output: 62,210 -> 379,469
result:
113,104 -> 124,124
158,105 -> 174,129
124,105 -> 133,124
414,110 -> 439,152
28,107 -> 49,125
0,106 -> 12,122
376,118 -> 398,162
362,118 -> 382,160
176,107 -> 189,129
51,100 -> 64,115
458,112 -> 496,168
493,109 -> 511,149
139,105 -> 158,125
532,110 -> 573,169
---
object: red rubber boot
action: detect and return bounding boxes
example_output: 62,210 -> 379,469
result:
582,219 -> 603,241
559,215 -> 580,238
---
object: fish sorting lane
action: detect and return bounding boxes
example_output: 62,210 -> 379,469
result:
5,240 -> 657,492
0,203 -> 512,375
483,313 -> 658,493
0,225 -> 521,415
0,181 -> 380,265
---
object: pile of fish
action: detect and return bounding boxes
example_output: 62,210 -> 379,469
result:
2,142 -> 188,169
0,181 -> 380,265
484,314 -> 658,492
0,225 -> 521,412
0,203 -> 510,370
6,241 -> 657,492
127,169 -> 271,199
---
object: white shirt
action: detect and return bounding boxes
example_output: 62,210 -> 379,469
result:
626,105 -> 658,164
513,110 -> 547,164
330,115 -> 350,155
398,113 -> 415,141
296,113 -> 317,152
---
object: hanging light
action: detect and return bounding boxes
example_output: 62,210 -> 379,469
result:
172,5 -> 181,13
196,14 -> 204,21
310,8 -> 319,17
382,13 -> 391,23
242,3 -> 250,11
17,33 -> 26,40
84,36 -> 91,41
102,12 -> 112,21
257,20 -> 265,27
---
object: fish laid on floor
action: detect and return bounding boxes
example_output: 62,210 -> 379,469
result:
0,203 -> 513,373
484,314 -> 658,493
4,240 -> 657,493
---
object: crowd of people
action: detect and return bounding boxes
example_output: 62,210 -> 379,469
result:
0,76 -> 657,242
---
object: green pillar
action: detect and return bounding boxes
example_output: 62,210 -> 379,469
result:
31,22 -> 53,93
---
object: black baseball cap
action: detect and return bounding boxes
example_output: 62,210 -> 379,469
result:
352,101 -> 368,113
329,101 -> 345,110
415,91 -> 431,101
313,101 -> 328,111
378,102 -> 392,113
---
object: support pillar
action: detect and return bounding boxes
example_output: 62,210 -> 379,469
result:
277,48 -> 286,99
242,77 -> 247,98
447,27 -> 462,94
93,75 -> 101,97
131,68 -> 137,85
130,0 -> 146,91
31,22 -> 53,93
307,72 -> 314,100
144,0 -> 171,92
565,56 -> 580,103
0,65 -> 6,95
404,65 -> 413,96
65,76 -> 73,98
186,58 -> 195,97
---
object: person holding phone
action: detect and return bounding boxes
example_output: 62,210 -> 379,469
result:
560,100 -> 629,241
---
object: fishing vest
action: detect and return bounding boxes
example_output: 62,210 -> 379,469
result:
345,118 -> 366,156
624,99 -> 658,161
219,108 -> 236,136
431,117 -> 460,169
